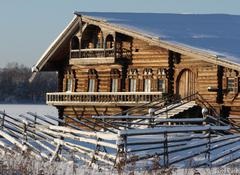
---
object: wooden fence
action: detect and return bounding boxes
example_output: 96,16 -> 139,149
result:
0,110 -> 240,169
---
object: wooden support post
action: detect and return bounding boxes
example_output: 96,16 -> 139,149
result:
216,65 -> 223,104
167,51 -> 175,96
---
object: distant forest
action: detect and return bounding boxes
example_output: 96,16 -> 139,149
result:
0,63 -> 58,104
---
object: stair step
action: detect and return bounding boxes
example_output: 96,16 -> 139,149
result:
153,101 -> 197,118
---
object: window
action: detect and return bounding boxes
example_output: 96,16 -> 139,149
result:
143,69 -> 152,92
88,79 -> 96,92
88,69 -> 97,92
71,36 -> 79,50
106,35 -> 114,49
65,71 -> 75,92
130,79 -> 137,92
66,78 -> 73,92
81,25 -> 103,49
128,69 -> 138,92
96,31 -> 103,48
225,69 -> 239,94
111,79 -> 118,92
157,68 -> 167,93
144,79 -> 151,92
110,69 -> 120,92
157,79 -> 166,92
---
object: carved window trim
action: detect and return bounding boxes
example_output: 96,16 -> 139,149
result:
224,69 -> 239,94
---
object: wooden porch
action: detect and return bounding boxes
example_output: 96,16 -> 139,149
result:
46,92 -> 163,106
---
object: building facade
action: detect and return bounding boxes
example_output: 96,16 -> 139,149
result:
32,13 -> 240,127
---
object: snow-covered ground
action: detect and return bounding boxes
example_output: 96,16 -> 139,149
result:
0,104 -> 58,117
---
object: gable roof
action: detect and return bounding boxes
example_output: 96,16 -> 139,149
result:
32,12 -> 240,76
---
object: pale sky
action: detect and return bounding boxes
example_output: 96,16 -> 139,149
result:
0,0 -> 239,68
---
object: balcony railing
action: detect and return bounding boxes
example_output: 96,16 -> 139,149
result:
70,49 -> 80,58
80,48 -> 114,58
46,92 -> 163,106
70,48 -> 115,59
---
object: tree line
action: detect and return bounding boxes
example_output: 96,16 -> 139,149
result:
0,63 -> 58,104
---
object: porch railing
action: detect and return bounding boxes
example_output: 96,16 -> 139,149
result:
46,92 -> 163,106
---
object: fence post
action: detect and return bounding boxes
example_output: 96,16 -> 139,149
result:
0,111 -> 5,130
116,131 -> 127,171
22,119 -> 28,142
206,127 -> 211,167
148,108 -> 155,128
163,131 -> 169,168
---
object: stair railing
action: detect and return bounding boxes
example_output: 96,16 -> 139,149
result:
196,93 -> 240,133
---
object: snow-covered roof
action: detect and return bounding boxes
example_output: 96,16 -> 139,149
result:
32,12 -> 240,76
81,12 -> 240,64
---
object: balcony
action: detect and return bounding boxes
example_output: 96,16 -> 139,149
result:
70,48 -> 115,65
46,92 -> 163,106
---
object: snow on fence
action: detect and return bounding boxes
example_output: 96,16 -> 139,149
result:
0,110 -> 240,170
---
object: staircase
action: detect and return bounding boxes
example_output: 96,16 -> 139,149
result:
154,101 -> 197,119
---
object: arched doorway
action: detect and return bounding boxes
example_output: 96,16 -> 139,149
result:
176,69 -> 196,98
81,25 -> 103,49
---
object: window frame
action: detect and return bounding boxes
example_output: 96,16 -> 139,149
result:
88,69 -> 98,92
157,68 -> 167,93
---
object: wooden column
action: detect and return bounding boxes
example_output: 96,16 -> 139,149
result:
216,65 -> 223,104
58,70 -> 64,92
167,51 -> 175,96
57,107 -> 64,124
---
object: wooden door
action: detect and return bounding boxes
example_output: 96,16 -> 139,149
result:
176,69 -> 196,98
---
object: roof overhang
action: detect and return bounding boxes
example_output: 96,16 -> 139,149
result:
31,12 -> 240,81
30,15 -> 80,81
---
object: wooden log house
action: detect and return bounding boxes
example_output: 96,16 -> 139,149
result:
31,12 -> 240,126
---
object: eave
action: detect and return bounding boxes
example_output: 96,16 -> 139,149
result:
31,16 -> 80,73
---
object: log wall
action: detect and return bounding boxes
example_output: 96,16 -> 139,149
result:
57,26 -> 240,126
